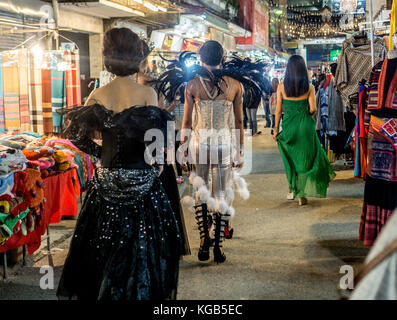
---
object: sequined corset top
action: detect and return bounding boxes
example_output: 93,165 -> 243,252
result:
192,99 -> 234,145
101,128 -> 150,169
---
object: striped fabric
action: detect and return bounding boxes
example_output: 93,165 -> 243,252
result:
42,68 -> 53,134
18,49 -> 31,132
65,50 -> 82,108
2,51 -> 20,131
51,69 -> 66,133
0,54 -> 5,132
28,52 -> 44,135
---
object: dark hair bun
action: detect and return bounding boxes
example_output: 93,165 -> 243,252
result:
103,28 -> 148,77
199,40 -> 224,66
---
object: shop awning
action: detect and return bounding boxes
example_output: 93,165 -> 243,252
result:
56,0 -> 145,18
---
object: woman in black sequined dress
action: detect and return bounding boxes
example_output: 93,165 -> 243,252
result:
56,28 -> 182,300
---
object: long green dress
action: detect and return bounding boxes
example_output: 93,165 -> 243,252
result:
277,98 -> 336,198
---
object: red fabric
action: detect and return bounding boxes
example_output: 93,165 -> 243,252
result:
323,74 -> 333,90
0,169 -> 80,255
45,168 -> 80,224
359,202 -> 394,247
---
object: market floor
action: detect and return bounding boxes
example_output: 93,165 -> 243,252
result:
0,126 -> 370,300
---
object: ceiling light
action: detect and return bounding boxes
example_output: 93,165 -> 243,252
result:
157,5 -> 167,12
144,2 -> 159,11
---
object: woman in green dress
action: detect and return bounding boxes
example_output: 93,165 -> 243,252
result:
273,55 -> 335,205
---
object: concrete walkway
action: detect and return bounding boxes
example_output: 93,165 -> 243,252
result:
0,127 -> 369,300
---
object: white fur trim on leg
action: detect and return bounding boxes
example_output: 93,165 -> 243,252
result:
197,186 -> 210,202
192,176 -> 205,189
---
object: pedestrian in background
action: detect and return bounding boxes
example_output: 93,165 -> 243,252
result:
263,74 -> 272,128
273,55 -> 335,206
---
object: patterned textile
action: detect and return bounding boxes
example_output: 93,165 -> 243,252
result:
18,49 -> 31,132
367,116 -> 397,182
29,52 -> 44,135
0,54 -> 5,132
367,59 -> 397,111
50,69 -> 66,133
2,51 -> 20,130
42,69 -> 53,133
354,85 -> 368,178
65,50 -> 82,108
359,202 -> 394,247
335,37 -> 386,107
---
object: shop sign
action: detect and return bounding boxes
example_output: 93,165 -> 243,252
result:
283,42 -> 298,49
235,0 -> 269,48
183,40 -> 202,53
331,0 -> 366,14
162,34 -> 174,51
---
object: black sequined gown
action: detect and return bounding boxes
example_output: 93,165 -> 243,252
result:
57,104 -> 182,300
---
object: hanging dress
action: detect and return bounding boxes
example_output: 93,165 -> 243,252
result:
277,98 -> 336,198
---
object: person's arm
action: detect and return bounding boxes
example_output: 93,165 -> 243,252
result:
273,82 -> 284,141
166,100 -> 179,113
308,84 -> 317,115
180,81 -> 195,144
158,92 -> 165,109
233,82 -> 244,168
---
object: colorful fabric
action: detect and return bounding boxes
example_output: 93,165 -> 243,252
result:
368,59 -> 397,111
18,49 -> 31,132
51,69 -> 66,132
29,52 -> 44,135
44,168 -> 80,224
2,51 -> 20,130
354,85 -> 368,178
42,69 -> 53,133
360,202 -> 395,247
0,54 -> 5,132
367,116 -> 397,182
0,145 -> 27,177
65,50 -> 82,108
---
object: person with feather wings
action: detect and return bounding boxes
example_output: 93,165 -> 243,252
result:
155,41 -> 270,263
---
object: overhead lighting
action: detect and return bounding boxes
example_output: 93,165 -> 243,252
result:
99,0 -> 145,16
157,5 -> 167,12
143,2 -> 158,12
131,0 -> 143,3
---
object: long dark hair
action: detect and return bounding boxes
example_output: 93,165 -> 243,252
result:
284,55 -> 309,97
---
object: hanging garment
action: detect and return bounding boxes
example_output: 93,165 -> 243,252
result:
335,37 -> 386,107
0,54 -> 5,132
367,59 -> 397,111
50,69 -> 66,132
65,50 -> 82,108
360,116 -> 397,246
354,85 -> 369,178
278,98 -> 336,198
29,52 -> 44,135
366,116 -> 397,182
41,69 -> 53,133
18,49 -> 31,132
2,51 -> 20,130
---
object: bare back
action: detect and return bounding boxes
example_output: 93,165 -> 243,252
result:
85,76 -> 158,112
